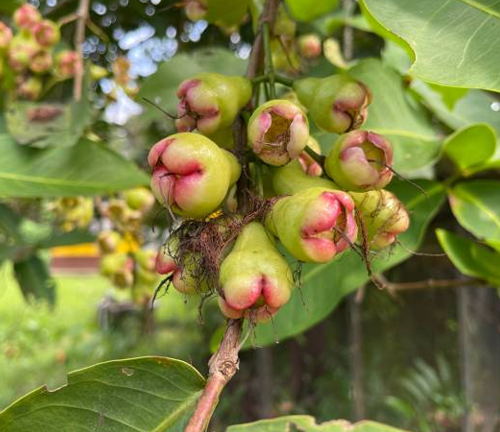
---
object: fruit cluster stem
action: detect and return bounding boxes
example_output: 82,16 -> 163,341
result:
184,319 -> 243,432
73,0 -> 89,101
185,1 -> 281,431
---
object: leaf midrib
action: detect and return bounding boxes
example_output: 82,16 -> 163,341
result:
456,0 -> 500,21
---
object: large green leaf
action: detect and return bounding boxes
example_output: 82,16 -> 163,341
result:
0,356 -> 205,432
443,124 -> 497,174
0,135 -> 148,197
411,80 -> 500,135
361,0 -> 500,92
227,415 -> 411,431
449,180 -> 500,251
250,180 -> 445,347
285,0 -> 338,22
436,229 -> 500,286
138,49 -> 247,123
6,99 -> 92,149
349,59 -> 441,173
13,254 -> 56,304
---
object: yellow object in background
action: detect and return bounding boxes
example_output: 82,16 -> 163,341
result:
51,235 -> 140,258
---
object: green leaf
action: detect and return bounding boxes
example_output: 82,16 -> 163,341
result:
0,356 -> 205,432
139,49 -> 247,122
443,124 -> 497,173
37,229 -> 95,249
250,180 -> 445,347
449,180 -> 500,251
5,99 -> 91,149
0,202 -> 23,241
227,415 -> 412,431
285,0 -> 339,22
361,0 -> 500,92
436,229 -> 500,286
13,254 -> 56,304
349,59 -> 441,173
411,80 -> 500,135
0,0 -> 22,14
0,135 -> 149,197
206,0 -> 249,27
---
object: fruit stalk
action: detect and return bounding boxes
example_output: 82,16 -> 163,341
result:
73,0 -> 89,101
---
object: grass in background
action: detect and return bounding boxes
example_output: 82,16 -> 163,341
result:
0,264 -> 205,410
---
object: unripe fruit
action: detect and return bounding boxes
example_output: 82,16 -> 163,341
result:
272,160 -> 337,196
134,249 -> 156,273
325,130 -> 393,192
8,34 -> 38,71
97,231 -> 122,254
53,197 -> 94,231
100,253 -> 134,288
273,5 -> 296,37
293,75 -> 371,134
123,187 -> 155,214
148,133 -> 241,218
155,241 -> 178,275
13,4 -> 42,30
30,49 -> 53,74
266,187 -> 357,262
218,297 -> 279,322
17,76 -> 42,100
298,136 -> 323,177
219,222 -> 293,314
176,73 -> 251,136
298,34 -> 322,59
0,22 -> 13,50
33,20 -> 60,47
185,0 -> 207,21
90,64 -> 109,80
55,50 -> 80,78
248,100 -> 309,166
350,190 -> 410,249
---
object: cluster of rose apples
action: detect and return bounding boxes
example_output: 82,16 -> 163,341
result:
150,72 -> 409,322
98,188 -> 161,305
0,4 -> 79,100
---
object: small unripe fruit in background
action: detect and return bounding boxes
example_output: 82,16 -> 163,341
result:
325,130 -> 393,192
148,133 -> 241,219
8,34 -> 38,71
219,222 -> 293,317
53,197 -> 94,231
55,50 -> 80,78
248,100 -> 309,166
100,253 -> 134,288
30,49 -> 53,74
350,190 -> 410,249
298,34 -> 322,59
123,187 -> 155,214
135,249 -> 156,273
273,5 -> 296,37
294,75 -> 371,134
185,0 -> 207,21
16,76 -> 42,100
266,187 -> 358,263
13,4 -> 42,30
33,20 -> 60,47
176,73 -> 251,136
298,136 -> 323,177
272,160 -> 337,196
90,63 -> 109,80
0,22 -> 13,50
97,231 -> 122,255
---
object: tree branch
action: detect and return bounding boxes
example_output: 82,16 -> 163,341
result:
73,0 -> 90,101
185,1 -> 281,430
185,319 -> 243,432
373,274 -> 486,293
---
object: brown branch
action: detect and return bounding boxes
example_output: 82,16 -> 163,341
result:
73,0 -> 90,101
185,1 -> 281,431
374,274 -> 486,294
184,319 -> 243,432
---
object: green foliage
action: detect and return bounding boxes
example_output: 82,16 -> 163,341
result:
448,180 -> 500,251
227,415 -> 411,431
361,0 -> 500,92
436,229 -> 500,286
0,135 -> 149,197
250,180 -> 445,347
285,0 -> 339,22
349,59 -> 441,173
0,357 -> 205,432
13,254 -> 55,305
